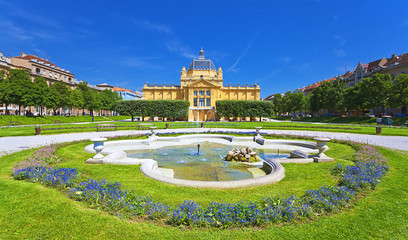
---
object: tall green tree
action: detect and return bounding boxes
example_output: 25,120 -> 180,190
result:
71,89 -> 84,115
0,71 -> 13,115
323,80 -> 346,113
32,76 -> 49,115
45,83 -> 60,115
360,74 -> 392,114
8,69 -> 33,115
389,74 -> 408,115
271,93 -> 284,115
100,89 -> 121,115
85,90 -> 102,116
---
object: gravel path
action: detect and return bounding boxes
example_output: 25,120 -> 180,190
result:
1,128 -> 407,156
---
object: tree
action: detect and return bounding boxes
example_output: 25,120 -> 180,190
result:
77,81 -> 91,115
32,76 -> 49,115
389,74 -> 408,115
323,80 -> 346,114
100,89 -> 121,115
361,74 -> 392,114
0,72 -> 13,115
44,83 -> 60,115
271,93 -> 284,115
85,90 -> 102,116
71,89 -> 84,115
8,69 -> 34,115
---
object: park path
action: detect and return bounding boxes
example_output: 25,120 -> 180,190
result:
0,128 -> 407,156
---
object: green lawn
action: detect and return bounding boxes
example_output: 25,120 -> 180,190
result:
2,120 -> 408,137
0,138 -> 407,239
0,115 -> 114,126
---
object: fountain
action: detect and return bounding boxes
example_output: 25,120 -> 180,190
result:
84,133 -> 321,188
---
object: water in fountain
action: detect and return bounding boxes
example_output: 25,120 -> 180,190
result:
128,142 -> 289,181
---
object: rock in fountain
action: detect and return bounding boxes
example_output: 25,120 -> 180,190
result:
224,147 -> 261,163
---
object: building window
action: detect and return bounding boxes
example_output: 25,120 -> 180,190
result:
35,68 -> 40,74
194,98 -> 197,106
199,91 -> 204,95
49,72 -> 52,77
206,91 -> 210,96
194,91 -> 197,96
54,73 -> 57,78
206,98 -> 210,106
42,70 -> 46,75
68,78 -> 71,82
199,98 -> 205,106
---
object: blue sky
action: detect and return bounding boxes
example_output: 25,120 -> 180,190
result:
1,0 -> 407,98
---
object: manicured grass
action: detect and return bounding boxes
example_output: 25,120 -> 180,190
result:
276,116 -> 408,127
0,115 -> 111,126
2,136 -> 407,239
2,120 -> 408,137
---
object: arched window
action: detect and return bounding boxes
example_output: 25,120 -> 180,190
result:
35,68 -> 41,74
68,77 -> 71,82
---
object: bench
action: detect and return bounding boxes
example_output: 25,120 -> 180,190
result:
96,124 -> 117,131
9,121 -> 22,126
138,123 -> 155,130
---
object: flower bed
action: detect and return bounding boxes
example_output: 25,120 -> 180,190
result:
12,138 -> 388,228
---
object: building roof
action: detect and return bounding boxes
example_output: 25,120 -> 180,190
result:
96,83 -> 115,88
384,53 -> 408,67
304,76 -> 337,92
367,59 -> 382,72
187,48 -> 216,71
113,87 -> 137,94
14,52 -> 59,68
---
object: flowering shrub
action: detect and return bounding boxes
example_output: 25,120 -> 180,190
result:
68,179 -> 169,219
354,145 -> 387,164
12,141 -> 389,228
337,161 -> 388,191
12,144 -> 63,172
13,166 -> 79,188
303,186 -> 355,213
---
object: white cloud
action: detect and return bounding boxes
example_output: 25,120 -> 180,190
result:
333,35 -> 346,45
280,56 -> 292,64
334,49 -> 346,57
226,32 -> 259,72
132,19 -> 172,34
256,69 -> 281,82
166,39 -> 196,59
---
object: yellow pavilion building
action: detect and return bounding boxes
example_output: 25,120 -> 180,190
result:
142,49 -> 261,121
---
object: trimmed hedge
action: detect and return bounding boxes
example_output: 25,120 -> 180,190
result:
216,100 -> 274,121
116,100 -> 189,121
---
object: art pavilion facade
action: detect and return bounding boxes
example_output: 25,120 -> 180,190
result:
142,49 -> 261,121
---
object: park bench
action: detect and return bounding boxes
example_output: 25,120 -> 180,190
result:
96,124 -> 117,131
9,121 -> 22,126
138,123 -> 155,130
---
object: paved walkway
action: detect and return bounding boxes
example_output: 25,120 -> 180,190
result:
1,128 -> 407,156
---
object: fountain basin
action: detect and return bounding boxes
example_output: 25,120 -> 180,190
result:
84,134 -> 319,188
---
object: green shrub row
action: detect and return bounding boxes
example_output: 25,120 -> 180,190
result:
116,100 -> 190,121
